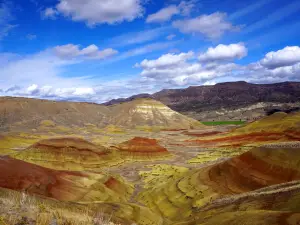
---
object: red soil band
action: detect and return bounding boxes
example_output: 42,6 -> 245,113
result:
113,137 -> 169,154
0,156 -> 89,200
185,132 -> 288,146
207,150 -> 300,194
182,131 -> 223,137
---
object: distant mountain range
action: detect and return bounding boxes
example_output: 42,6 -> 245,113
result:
103,81 -> 300,121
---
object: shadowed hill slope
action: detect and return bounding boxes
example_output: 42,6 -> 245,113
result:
0,156 -> 133,203
138,143 -> 300,222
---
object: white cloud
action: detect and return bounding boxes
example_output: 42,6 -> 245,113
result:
173,12 -> 240,39
260,46 -> 300,69
203,80 -> 216,86
178,0 -> 198,16
199,43 -> 247,62
137,51 -> 194,69
51,0 -> 144,26
147,5 -> 179,23
136,51 -> 239,86
146,0 -> 197,23
27,84 -> 39,94
54,44 -> 118,60
42,7 -> 59,19
26,34 -> 37,40
2,44 -> 300,103
242,46 -> 300,83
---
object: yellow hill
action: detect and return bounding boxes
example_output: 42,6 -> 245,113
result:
138,143 -> 300,223
109,98 -> 204,130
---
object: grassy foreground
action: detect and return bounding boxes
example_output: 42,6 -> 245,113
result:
0,188 -> 123,225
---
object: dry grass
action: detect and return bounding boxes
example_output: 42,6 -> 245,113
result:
0,189 -> 124,225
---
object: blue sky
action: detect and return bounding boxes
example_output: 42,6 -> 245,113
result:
0,0 -> 300,102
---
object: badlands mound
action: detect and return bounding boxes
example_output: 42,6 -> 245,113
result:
13,137 -> 117,170
109,98 -> 204,130
112,137 -> 171,160
139,143 -> 300,222
188,112 -> 300,147
0,156 -> 133,202
235,112 -> 300,134
0,97 -> 110,130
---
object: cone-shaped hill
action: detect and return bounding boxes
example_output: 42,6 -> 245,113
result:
13,137 -> 119,170
139,143 -> 300,222
108,98 -> 204,130
111,137 -> 171,160
0,156 -> 133,202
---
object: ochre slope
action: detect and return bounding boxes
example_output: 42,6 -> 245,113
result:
234,112 -> 300,134
0,96 -> 110,131
13,137 -> 123,170
138,143 -> 300,222
0,156 -> 133,203
111,137 -> 171,160
187,112 -> 300,147
174,179 -> 300,225
109,98 -> 204,130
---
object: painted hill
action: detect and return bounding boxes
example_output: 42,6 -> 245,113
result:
187,112 -> 300,148
234,111 -> 300,134
0,156 -> 133,202
138,143 -> 300,223
0,97 -> 203,131
108,98 -> 204,129
111,137 -> 171,160
13,137 -> 120,170
104,81 -> 300,121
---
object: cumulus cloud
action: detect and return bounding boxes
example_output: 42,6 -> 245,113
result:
45,0 -> 145,26
53,44 -> 118,60
2,44 -> 300,103
259,46 -> 300,69
203,80 -> 216,86
136,51 -> 194,69
199,43 -> 247,62
146,0 -> 197,23
22,84 -> 96,98
178,0 -> 198,16
136,51 -> 240,86
173,12 -> 240,39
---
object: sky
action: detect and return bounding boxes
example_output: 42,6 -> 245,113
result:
0,0 -> 300,103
